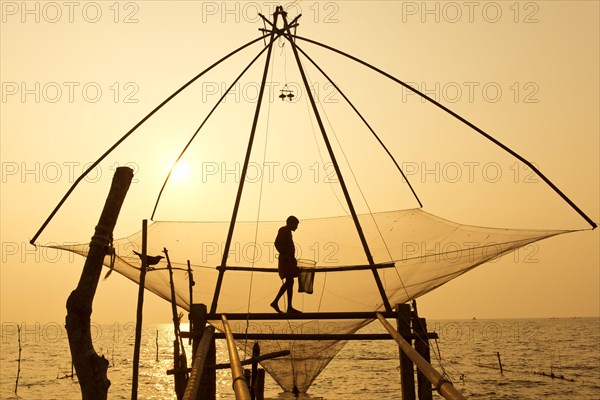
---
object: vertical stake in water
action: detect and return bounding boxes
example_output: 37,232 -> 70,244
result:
15,324 -> 22,394
156,330 -> 159,362
497,352 -> 504,374
131,219 -> 148,399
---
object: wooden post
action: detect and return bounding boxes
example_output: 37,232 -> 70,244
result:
190,304 -> 215,400
174,339 -> 187,399
131,219 -> 148,399
397,303 -> 415,400
413,317 -> 433,400
244,370 -> 252,398
188,260 -> 194,329
165,248 -> 188,399
65,166 -> 134,400
250,342 -> 260,400
255,369 -> 265,400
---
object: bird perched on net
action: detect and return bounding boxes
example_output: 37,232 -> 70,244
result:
132,250 -> 164,267
104,250 -> 164,280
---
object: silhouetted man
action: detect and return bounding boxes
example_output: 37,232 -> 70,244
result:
270,216 -> 301,313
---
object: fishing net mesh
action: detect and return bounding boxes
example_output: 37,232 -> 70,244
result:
53,209 -> 568,392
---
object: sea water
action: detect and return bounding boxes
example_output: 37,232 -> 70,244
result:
1,318 -> 598,399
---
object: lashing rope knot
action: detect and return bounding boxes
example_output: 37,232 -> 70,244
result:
435,376 -> 454,395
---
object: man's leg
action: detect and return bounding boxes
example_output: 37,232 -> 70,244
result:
270,281 -> 287,313
286,278 -> 301,313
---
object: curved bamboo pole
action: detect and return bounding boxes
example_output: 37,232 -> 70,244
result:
291,33 -> 597,230
30,33 -> 271,245
222,315 -> 252,400
376,313 -> 466,400
288,39 -> 423,208
150,38 -> 277,220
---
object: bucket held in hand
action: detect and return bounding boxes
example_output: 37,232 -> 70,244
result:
297,259 -> 316,294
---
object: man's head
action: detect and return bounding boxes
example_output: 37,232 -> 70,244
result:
286,215 -> 299,231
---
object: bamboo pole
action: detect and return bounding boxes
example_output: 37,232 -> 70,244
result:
376,313 -> 466,400
222,316 -> 252,400
65,166 -> 134,400
165,248 -> 188,398
131,219 -> 148,399
205,311 -> 399,320
182,325 -> 215,400
210,8 -> 281,315
208,333 -> 406,341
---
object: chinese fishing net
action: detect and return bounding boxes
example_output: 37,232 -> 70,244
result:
40,9 -> 594,393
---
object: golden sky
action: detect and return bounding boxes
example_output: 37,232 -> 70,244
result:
1,1 -> 598,322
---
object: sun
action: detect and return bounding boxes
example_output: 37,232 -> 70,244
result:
170,160 -> 190,183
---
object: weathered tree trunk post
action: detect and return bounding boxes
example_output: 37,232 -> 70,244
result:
66,166 -> 134,400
